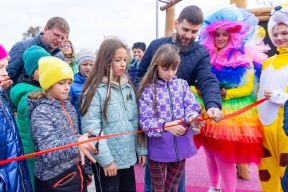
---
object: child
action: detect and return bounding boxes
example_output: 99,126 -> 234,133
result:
27,56 -> 97,192
137,44 -> 201,192
257,3 -> 288,192
80,38 -> 147,192
10,45 -> 50,190
0,44 -> 32,192
60,39 -> 79,74
69,48 -> 96,132
127,42 -> 146,85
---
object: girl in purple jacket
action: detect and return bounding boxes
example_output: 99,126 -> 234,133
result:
137,44 -> 201,192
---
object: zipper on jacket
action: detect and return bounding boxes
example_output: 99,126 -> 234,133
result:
119,83 -> 127,111
167,82 -> 180,161
61,101 -> 84,192
18,163 -> 27,192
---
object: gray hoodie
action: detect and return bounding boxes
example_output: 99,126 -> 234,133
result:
28,96 -> 84,181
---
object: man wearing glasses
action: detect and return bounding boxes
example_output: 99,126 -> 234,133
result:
4,16 -> 70,113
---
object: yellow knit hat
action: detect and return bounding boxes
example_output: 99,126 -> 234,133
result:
39,56 -> 74,91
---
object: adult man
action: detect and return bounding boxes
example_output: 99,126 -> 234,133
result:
5,16 -> 69,112
134,5 -> 222,192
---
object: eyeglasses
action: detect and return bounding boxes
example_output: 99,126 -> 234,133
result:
61,45 -> 71,49
50,29 -> 66,41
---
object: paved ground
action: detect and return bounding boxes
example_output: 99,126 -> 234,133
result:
88,147 -> 262,192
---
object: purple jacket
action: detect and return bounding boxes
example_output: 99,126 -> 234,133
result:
139,77 -> 201,162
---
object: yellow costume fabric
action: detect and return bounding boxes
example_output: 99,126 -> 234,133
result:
258,48 -> 288,192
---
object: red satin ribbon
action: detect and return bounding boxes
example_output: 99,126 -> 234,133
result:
0,98 -> 267,165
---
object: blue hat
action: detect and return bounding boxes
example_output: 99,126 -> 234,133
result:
23,46 -> 50,77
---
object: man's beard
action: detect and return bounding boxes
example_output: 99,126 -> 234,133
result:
174,32 -> 194,52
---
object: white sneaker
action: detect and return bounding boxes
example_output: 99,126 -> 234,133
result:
208,186 -> 221,192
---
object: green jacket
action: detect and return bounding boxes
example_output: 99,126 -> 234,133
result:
11,81 -> 42,158
70,60 -> 79,74
64,57 -> 79,74
11,78 -> 42,191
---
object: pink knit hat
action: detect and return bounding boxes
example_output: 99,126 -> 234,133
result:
0,44 -> 9,61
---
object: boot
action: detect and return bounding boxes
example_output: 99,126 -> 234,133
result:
237,164 -> 250,180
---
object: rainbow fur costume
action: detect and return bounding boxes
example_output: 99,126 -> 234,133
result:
193,6 -> 268,164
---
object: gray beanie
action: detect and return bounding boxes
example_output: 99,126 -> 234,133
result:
77,49 -> 96,66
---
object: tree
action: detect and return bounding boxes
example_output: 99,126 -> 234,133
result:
22,26 -> 42,40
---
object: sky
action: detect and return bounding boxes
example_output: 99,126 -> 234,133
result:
0,0 -> 281,53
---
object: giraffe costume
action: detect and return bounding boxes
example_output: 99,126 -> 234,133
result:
257,3 -> 288,191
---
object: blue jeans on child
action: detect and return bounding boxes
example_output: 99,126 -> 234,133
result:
144,160 -> 185,192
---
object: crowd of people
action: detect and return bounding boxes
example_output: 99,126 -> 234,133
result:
1,2 -> 288,192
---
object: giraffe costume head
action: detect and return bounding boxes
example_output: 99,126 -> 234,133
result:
268,2 -> 288,45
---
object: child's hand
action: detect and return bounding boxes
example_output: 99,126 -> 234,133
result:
86,175 -> 93,186
77,128 -> 97,165
164,120 -> 186,136
264,90 -> 273,99
0,75 -> 12,89
138,155 -> 146,167
188,115 -> 205,129
103,162 -> 118,177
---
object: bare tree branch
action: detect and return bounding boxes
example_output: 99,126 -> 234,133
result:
22,26 -> 42,40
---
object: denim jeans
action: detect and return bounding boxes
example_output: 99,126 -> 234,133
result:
144,160 -> 186,192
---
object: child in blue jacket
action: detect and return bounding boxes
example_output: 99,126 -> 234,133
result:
0,44 -> 32,192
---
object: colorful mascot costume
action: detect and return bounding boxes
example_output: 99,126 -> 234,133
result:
257,2 -> 288,192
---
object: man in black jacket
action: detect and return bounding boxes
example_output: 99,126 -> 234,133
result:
135,5 -> 222,120
135,6 -> 223,192
5,16 -> 69,113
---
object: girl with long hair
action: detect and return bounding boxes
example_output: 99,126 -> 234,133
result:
80,38 -> 147,192
138,44 -> 201,192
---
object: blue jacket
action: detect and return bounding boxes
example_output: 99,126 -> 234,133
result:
69,73 -> 86,132
7,33 -> 63,85
282,101 -> 288,191
127,58 -> 140,86
5,33 -> 63,113
134,36 -> 222,110
283,100 -> 288,136
0,94 -> 32,192
81,75 -> 147,169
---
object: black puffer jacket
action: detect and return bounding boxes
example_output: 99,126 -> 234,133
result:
134,36 -> 222,110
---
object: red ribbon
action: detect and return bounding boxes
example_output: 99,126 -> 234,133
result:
0,98 -> 267,165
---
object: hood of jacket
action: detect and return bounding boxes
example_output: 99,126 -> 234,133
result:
100,75 -> 129,88
74,72 -> 86,84
19,74 -> 41,87
10,77 -> 42,107
27,96 -> 71,119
